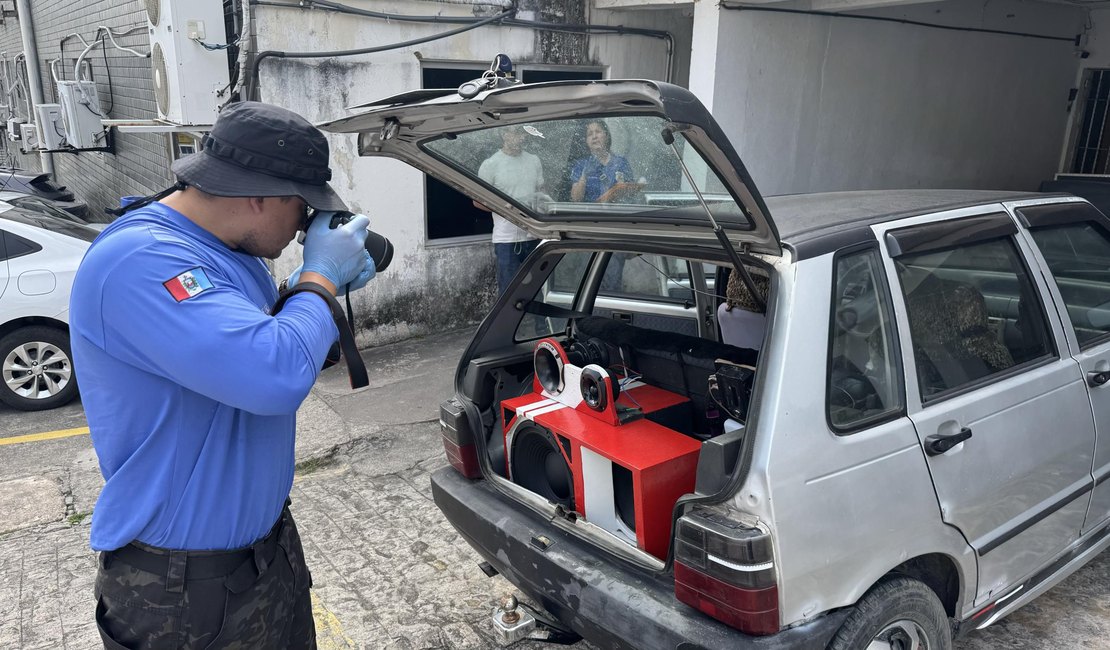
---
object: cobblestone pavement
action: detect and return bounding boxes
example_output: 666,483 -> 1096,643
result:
2,422 -> 1107,649
0,328 -> 1106,649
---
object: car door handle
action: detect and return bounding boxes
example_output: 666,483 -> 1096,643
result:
925,427 -> 973,456
1087,370 -> 1110,388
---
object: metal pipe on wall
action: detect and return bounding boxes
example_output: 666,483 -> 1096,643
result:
14,0 -> 53,175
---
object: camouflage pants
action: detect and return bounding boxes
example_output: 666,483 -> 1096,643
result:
94,506 -> 316,649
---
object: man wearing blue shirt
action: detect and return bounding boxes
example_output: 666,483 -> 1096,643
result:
71,101 -> 376,649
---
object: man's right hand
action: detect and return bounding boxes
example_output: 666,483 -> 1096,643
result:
302,212 -> 371,290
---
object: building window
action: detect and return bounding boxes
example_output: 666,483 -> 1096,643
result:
1069,68 -> 1110,174
422,64 -> 603,243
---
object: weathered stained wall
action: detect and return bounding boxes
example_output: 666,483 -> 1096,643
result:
0,0 -> 171,215
692,0 -> 1085,196
255,0 -> 691,346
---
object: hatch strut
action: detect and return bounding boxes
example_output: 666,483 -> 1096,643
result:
662,126 -> 766,312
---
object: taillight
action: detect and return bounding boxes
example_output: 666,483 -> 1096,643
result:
673,506 -> 778,635
440,398 -> 481,479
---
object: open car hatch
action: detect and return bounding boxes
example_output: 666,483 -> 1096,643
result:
320,79 -> 781,255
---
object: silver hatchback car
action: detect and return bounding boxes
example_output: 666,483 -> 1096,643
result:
326,79 -> 1110,649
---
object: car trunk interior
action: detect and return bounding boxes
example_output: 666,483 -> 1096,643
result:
452,245 -> 772,564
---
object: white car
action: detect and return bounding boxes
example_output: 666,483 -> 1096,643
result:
0,203 -> 97,410
328,78 -> 1110,649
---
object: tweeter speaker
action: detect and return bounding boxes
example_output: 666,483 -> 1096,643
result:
580,364 -> 620,412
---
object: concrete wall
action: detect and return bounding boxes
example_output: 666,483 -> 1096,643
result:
254,0 -> 691,345
0,0 -> 171,215
693,0 -> 1085,196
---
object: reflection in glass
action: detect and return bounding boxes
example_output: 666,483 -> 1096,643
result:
424,116 -> 746,225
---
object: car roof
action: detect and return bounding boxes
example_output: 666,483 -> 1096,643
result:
767,189 -> 1046,259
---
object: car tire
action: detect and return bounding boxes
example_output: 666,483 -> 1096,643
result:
828,576 -> 952,650
0,326 -> 79,411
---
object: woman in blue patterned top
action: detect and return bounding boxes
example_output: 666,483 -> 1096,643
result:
569,120 -> 635,203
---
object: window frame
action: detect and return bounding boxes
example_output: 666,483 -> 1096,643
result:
825,243 -> 907,436
889,231 -> 1059,406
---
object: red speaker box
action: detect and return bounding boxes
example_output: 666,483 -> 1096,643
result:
501,339 -> 701,559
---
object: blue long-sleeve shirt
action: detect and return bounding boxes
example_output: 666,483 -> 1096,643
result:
70,202 -> 338,551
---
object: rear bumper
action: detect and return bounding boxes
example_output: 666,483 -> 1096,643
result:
431,467 -> 849,650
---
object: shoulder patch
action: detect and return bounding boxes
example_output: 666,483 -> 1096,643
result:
163,268 -> 214,302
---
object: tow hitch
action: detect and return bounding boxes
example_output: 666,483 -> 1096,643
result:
492,594 -> 582,646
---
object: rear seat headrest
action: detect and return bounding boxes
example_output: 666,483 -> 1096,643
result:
725,271 -> 770,314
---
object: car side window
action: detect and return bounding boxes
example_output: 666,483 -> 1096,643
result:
0,230 -> 41,261
597,253 -> 694,303
1028,222 -> 1110,348
516,251 -> 593,341
895,237 -> 1054,401
828,248 -> 903,431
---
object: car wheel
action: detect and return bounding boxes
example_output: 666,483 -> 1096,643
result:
828,576 -> 952,650
0,326 -> 79,411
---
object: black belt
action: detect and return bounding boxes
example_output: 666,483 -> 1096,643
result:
105,508 -> 286,592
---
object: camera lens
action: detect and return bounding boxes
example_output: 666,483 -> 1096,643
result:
364,230 -> 393,272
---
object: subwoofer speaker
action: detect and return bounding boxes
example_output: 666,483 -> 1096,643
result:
510,422 -> 574,510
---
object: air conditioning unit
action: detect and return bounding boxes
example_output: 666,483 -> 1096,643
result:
6,117 -> 24,141
57,80 -> 105,149
34,103 -> 64,150
19,123 -> 38,151
145,0 -> 230,125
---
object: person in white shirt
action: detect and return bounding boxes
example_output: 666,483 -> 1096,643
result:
474,125 -> 544,294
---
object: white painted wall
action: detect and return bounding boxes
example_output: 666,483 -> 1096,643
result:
697,0 -> 1085,196
254,0 -> 690,345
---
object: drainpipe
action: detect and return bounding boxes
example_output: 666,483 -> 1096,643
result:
15,0 -> 54,176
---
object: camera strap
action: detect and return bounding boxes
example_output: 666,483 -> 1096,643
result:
272,281 -> 369,389
105,182 -> 187,217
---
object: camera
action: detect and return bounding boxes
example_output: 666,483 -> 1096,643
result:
304,210 -> 393,272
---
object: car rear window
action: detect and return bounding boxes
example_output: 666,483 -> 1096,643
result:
7,196 -> 92,225
0,205 -> 98,242
422,115 -> 751,228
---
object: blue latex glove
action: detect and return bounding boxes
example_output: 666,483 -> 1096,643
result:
346,251 -> 376,292
286,251 -> 375,296
301,212 -> 372,288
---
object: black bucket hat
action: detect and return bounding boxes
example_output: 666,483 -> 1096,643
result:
171,101 -> 347,212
